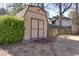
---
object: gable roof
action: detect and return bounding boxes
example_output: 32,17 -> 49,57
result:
16,5 -> 46,18
48,16 -> 71,21
53,16 -> 71,20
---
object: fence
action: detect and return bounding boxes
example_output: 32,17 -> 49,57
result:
48,25 -> 72,38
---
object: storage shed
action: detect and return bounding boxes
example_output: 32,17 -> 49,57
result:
16,5 -> 48,40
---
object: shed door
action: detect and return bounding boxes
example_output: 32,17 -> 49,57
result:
39,20 -> 44,37
31,18 -> 44,39
31,19 -> 38,38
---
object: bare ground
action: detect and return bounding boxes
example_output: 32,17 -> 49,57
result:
53,35 -> 79,56
0,38 -> 55,56
0,35 -> 79,56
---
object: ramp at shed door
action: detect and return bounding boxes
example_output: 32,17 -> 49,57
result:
31,18 -> 44,39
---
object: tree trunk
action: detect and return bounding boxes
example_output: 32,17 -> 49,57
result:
41,3 -> 44,10
72,3 -> 78,34
76,3 -> 78,34
59,3 -> 62,27
76,3 -> 78,25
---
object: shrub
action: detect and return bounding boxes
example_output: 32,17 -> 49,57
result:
0,15 -> 24,44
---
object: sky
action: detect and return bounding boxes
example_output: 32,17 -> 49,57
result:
45,3 -> 78,18
44,3 -> 74,18
0,3 -> 75,17
0,3 -> 7,8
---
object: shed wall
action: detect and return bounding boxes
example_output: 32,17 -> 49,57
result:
24,7 -> 47,40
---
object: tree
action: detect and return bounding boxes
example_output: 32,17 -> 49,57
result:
29,3 -> 44,10
69,10 -> 78,34
68,10 -> 76,18
68,3 -> 79,34
59,3 -> 62,26
44,3 -> 72,26
62,3 -> 72,14
75,3 -> 78,25
0,8 -> 7,15
6,3 -> 26,15
6,3 -> 45,15
44,3 -> 72,15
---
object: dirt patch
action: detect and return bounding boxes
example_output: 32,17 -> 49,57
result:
53,35 -> 79,56
0,36 -> 79,56
0,38 -> 55,56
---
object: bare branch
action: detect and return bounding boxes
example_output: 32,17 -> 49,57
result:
62,3 -> 72,14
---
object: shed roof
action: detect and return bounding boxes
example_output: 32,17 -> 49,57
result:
16,5 -> 46,18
